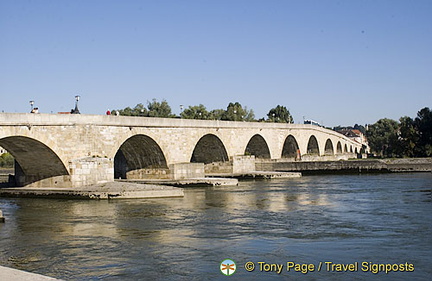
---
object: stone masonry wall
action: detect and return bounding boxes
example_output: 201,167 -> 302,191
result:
69,157 -> 113,187
232,155 -> 256,174
170,163 -> 204,180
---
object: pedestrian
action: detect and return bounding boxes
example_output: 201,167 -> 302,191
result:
106,110 -> 111,115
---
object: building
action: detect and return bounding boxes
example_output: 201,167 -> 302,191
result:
337,129 -> 369,153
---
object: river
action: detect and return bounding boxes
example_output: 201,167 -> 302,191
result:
1,173 -> 431,280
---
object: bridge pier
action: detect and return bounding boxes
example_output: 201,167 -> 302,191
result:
14,157 -> 114,188
69,157 -> 114,187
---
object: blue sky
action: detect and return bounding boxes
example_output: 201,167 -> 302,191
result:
1,0 -> 431,127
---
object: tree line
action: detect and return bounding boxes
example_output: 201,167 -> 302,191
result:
115,99 -> 294,123
366,107 -> 432,158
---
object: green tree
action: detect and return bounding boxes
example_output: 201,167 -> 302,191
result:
209,109 -> 225,120
366,118 -> 399,157
222,102 -> 255,121
414,107 -> 432,156
181,104 -> 210,119
267,105 -> 293,123
398,116 -> 418,157
115,99 -> 175,117
0,153 -> 14,168
117,103 -> 147,116
147,99 -> 175,118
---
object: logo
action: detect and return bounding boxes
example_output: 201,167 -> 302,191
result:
220,259 -> 237,276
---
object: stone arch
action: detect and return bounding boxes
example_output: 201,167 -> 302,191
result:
0,136 -> 69,186
350,145 -> 353,153
324,139 -> 334,155
307,135 -> 320,155
191,134 -> 228,164
336,141 -> 342,154
114,134 -> 168,179
355,147 -> 358,154
344,144 -> 348,153
282,135 -> 300,158
244,134 -> 270,159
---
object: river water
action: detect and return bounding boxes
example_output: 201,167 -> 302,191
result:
0,173 -> 431,280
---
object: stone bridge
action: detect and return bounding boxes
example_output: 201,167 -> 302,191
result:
0,113 -> 364,187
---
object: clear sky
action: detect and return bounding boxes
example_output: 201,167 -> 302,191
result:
1,0 -> 431,127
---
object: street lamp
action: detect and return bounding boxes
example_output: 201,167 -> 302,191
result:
72,95 -> 80,114
29,100 -> 34,112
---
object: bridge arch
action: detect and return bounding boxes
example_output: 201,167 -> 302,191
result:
307,135 -> 320,155
344,144 -> 348,153
324,139 -> 334,155
114,134 -> 168,179
191,134 -> 228,164
244,134 -> 270,159
0,136 -> 69,186
336,141 -> 343,154
282,135 -> 300,158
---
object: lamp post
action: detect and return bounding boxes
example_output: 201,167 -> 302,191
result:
29,100 -> 34,112
73,95 -> 80,114
180,105 -> 184,118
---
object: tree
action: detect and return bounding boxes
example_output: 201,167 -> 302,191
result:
209,109 -> 225,120
414,107 -> 432,156
366,118 -> 399,157
147,99 -> 175,118
0,153 -> 14,168
181,104 -> 210,119
267,105 -> 293,123
398,116 -> 417,157
115,99 -> 175,118
117,103 -> 147,116
222,102 -> 255,121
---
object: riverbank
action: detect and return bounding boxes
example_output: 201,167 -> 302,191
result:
0,181 -> 184,199
256,158 -> 432,174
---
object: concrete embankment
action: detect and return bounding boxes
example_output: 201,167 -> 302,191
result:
0,181 -> 184,199
207,171 -> 302,179
121,177 -> 238,187
256,158 -> 432,174
0,266 -> 61,281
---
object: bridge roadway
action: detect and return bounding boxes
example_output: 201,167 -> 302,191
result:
0,113 -> 363,188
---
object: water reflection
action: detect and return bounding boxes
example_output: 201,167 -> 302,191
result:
0,173 -> 431,280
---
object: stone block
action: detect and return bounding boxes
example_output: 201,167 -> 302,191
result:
170,163 -> 204,180
232,155 -> 256,174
